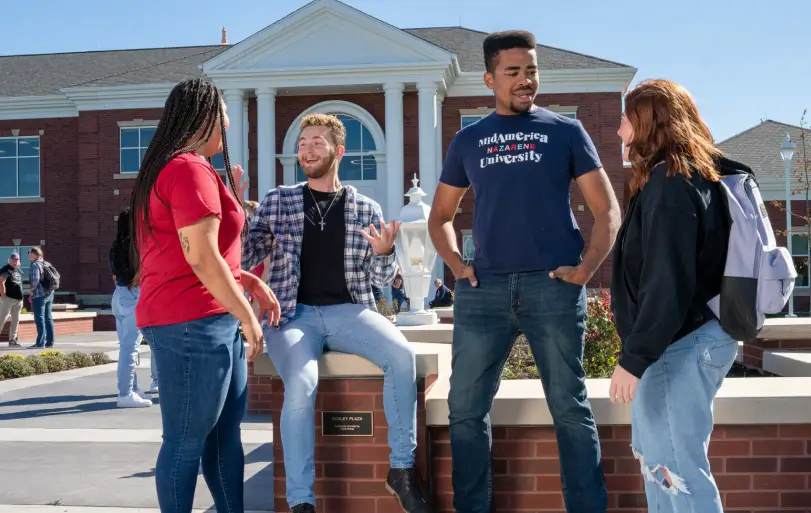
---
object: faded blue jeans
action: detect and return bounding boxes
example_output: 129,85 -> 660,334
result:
31,291 -> 54,347
266,303 -> 418,509
143,313 -> 247,513
449,271 -> 607,513
631,319 -> 737,513
112,285 -> 141,396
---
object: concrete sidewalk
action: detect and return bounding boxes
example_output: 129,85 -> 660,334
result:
0,355 -> 275,511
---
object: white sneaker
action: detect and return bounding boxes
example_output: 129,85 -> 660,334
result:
134,388 -> 153,401
148,380 -> 159,395
117,392 -> 152,408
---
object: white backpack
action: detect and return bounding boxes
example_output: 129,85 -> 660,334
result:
707,158 -> 797,340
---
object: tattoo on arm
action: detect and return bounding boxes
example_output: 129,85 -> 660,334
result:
179,231 -> 191,254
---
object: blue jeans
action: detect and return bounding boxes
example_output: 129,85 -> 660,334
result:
112,286 -> 141,396
266,303 -> 417,509
32,291 -> 54,347
631,319 -> 736,513
143,313 -> 247,513
449,271 -> 607,513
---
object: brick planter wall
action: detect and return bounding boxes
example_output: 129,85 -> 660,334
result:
1,316 -> 95,341
742,338 -> 811,369
430,424 -> 811,512
248,362 -> 435,513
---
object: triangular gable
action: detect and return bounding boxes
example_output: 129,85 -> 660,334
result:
203,0 -> 452,71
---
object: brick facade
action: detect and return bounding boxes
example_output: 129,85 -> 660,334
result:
0,92 -> 625,298
430,424 -> 811,512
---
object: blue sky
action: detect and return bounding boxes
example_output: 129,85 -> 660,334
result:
3,0 -> 808,142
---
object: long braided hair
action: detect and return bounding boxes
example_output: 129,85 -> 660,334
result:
129,78 -> 244,264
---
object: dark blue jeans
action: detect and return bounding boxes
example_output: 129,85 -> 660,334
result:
448,271 -> 607,513
32,291 -> 54,347
143,313 -> 247,513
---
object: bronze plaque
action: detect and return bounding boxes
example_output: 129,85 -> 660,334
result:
321,411 -> 374,437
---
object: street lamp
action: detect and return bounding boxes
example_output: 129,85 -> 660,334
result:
781,133 -> 797,317
394,175 -> 439,326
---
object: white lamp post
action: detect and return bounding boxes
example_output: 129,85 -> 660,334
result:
395,175 -> 439,326
781,133 -> 797,317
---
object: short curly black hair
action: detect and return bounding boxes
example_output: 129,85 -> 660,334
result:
482,30 -> 536,73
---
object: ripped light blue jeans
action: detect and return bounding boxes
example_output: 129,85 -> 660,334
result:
265,303 -> 418,509
631,319 -> 737,513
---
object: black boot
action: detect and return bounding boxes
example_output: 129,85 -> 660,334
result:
291,503 -> 315,513
385,467 -> 433,513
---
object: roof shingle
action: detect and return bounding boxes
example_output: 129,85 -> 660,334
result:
717,120 -> 811,181
0,27 -> 630,98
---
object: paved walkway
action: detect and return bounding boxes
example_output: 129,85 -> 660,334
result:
0,332 -> 275,512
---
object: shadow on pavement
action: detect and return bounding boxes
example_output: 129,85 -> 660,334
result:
0,394 -> 119,420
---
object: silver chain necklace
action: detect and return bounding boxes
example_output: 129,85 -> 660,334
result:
307,185 -> 341,231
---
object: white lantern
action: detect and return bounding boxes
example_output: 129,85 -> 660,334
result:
395,175 -> 438,326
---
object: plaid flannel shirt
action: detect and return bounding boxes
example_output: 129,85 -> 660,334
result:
29,258 -> 47,298
242,183 -> 397,327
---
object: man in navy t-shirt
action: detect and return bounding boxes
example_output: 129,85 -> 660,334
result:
428,30 -> 620,513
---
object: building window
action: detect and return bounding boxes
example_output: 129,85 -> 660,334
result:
791,233 -> 809,288
209,153 -> 228,182
0,245 -> 37,281
461,230 -> 475,263
120,127 -> 156,173
461,111 -> 575,131
461,114 -> 486,129
0,136 -> 40,199
295,114 -> 377,182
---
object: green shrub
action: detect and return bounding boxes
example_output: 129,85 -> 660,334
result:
0,357 -> 34,379
502,289 -> 621,380
68,351 -> 95,368
41,354 -> 68,373
25,355 -> 50,375
90,352 -> 112,365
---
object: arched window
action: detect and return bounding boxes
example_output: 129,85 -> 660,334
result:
295,114 -> 378,182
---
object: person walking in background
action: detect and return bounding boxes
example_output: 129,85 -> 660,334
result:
129,77 -> 280,513
610,79 -> 738,513
0,252 -> 24,347
27,247 -> 56,349
427,30 -> 620,513
110,208 -> 152,408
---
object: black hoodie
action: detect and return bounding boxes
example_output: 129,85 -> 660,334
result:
610,158 -> 746,379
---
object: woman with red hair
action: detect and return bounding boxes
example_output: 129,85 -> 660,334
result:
610,79 -> 739,512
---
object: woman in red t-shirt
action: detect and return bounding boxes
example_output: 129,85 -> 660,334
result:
129,78 -> 280,513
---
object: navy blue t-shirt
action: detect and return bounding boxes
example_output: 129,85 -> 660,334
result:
440,107 -> 602,274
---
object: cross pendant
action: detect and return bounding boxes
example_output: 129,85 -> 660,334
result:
319,219 -> 326,231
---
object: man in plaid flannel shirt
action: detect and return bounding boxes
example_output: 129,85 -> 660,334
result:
242,113 -> 432,513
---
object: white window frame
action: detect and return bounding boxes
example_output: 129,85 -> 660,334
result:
459,106 -> 577,131
295,113 -> 377,182
461,229 -> 475,264
0,245 -> 36,282
119,126 -> 157,174
791,229 -> 810,288
0,136 -> 41,199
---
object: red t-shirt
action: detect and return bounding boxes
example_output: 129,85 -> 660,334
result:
135,153 -> 245,328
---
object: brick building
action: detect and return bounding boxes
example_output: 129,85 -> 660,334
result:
0,0 -> 636,305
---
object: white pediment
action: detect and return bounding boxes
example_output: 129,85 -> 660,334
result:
203,0 -> 452,72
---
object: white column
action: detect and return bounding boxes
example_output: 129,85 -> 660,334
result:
433,94 -> 446,284
435,94 -> 444,180
242,100 -> 249,200
417,81 -> 439,203
223,90 -> 245,185
384,82 -> 405,221
256,87 -> 277,198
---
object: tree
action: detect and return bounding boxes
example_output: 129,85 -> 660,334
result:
772,110 -> 811,290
